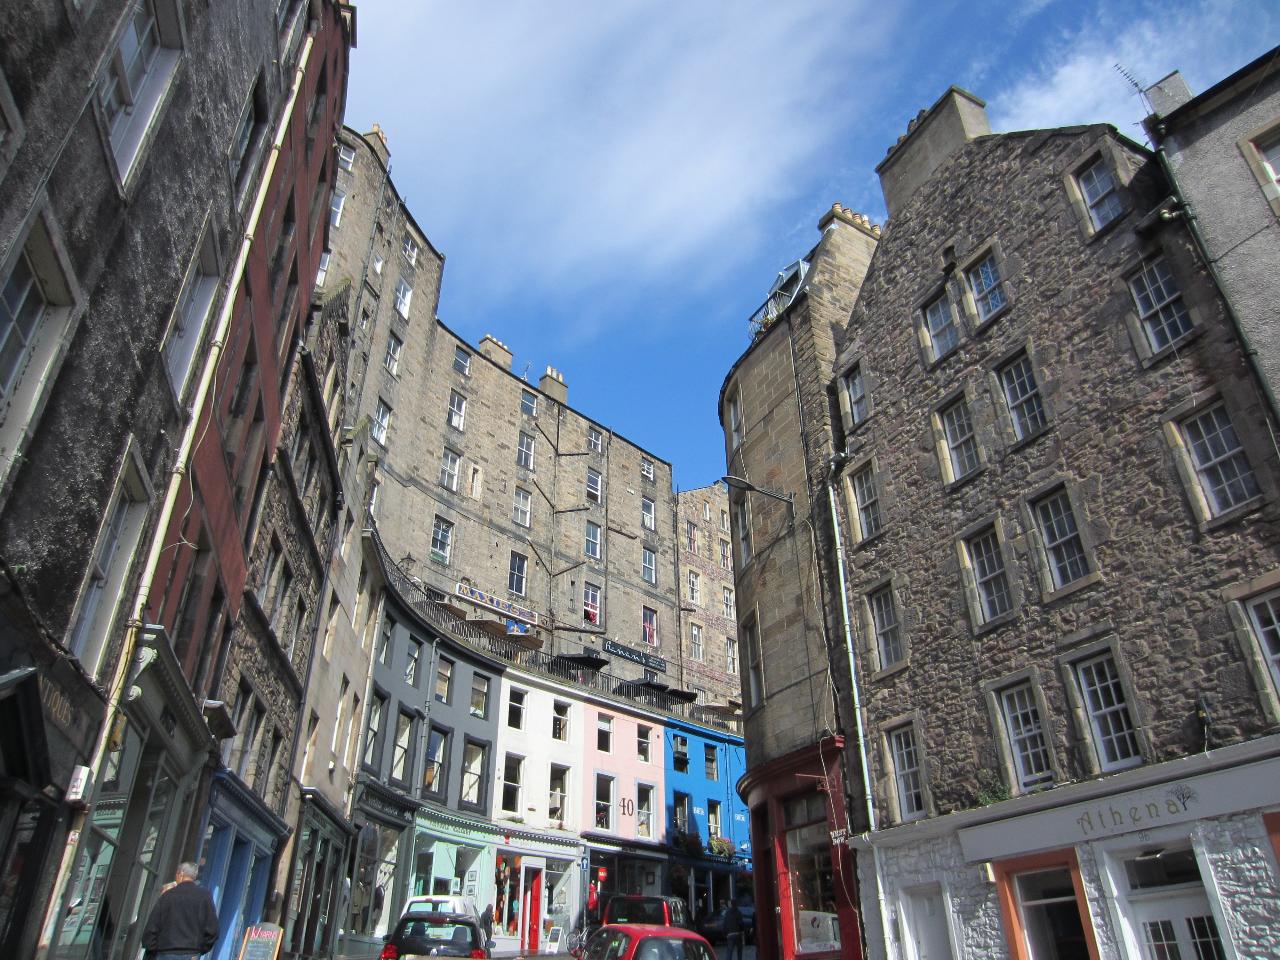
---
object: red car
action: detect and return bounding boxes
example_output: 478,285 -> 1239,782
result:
577,924 -> 717,960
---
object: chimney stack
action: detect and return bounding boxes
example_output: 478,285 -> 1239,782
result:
875,87 -> 990,217
539,366 -> 567,404
364,123 -> 391,166
479,334 -> 512,370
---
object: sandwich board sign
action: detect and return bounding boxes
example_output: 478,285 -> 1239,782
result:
237,923 -> 283,960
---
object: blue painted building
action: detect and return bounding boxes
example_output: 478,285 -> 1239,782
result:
662,716 -> 751,919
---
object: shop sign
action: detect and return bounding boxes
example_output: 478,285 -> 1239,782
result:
959,754 -> 1280,862
39,669 -> 102,760
455,582 -> 540,626
602,639 -> 666,673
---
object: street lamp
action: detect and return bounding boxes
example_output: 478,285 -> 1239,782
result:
721,475 -> 795,519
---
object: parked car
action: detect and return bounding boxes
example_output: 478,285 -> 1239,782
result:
575,923 -> 716,960
602,895 -> 692,929
696,903 -> 755,945
399,894 -> 482,922
379,911 -> 491,960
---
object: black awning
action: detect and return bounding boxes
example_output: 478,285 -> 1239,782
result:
668,689 -> 699,703
553,652 -> 608,671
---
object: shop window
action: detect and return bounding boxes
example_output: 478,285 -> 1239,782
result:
783,792 -> 840,953
1010,868 -> 1090,960
1121,849 -> 1226,960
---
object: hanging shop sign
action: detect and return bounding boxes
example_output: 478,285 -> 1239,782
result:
455,582 -> 540,626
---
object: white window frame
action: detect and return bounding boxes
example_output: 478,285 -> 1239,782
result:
430,515 -> 453,564
1033,489 -> 1090,590
688,570 -> 700,605
393,277 -> 413,318
722,587 -> 733,619
587,427 -> 603,452
922,294 -> 960,362
844,362 -> 869,427
940,396 -> 980,482
371,398 -> 391,445
851,463 -> 882,541
513,487 -> 532,527
517,431 -> 535,470
508,551 -> 527,596
586,467 -> 602,503
641,496 -> 656,531
999,351 -> 1047,442
641,547 -> 656,585
383,332 -> 403,376
329,186 -> 346,228
595,774 -> 614,830
500,753 -> 523,814
726,635 -> 738,674
640,458 -> 654,481
585,520 -> 602,560
162,229 -> 219,403
1245,589 -> 1280,697
1129,257 -> 1193,355
447,389 -> 467,431
1077,155 -> 1124,231
520,389 -> 538,417
1179,402 -> 1260,517
336,143 -> 355,171
966,252 -> 1008,323
963,525 -> 1014,625
888,724 -> 926,822
868,585 -> 903,669
453,346 -> 471,375
998,682 -> 1054,791
734,497 -> 752,566
401,234 -> 419,266
583,582 -> 601,624
642,606 -> 658,646
727,391 -> 742,448
439,448 -> 460,491
1073,652 -> 1143,772
314,251 -> 330,288
689,623 -> 703,661
744,615 -> 764,707
597,714 -> 613,753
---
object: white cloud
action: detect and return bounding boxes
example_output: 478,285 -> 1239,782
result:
346,1 -> 899,317
990,0 -> 1280,138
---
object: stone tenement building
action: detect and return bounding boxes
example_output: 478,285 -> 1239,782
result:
0,2 -> 354,959
325,125 -> 729,706
826,88 -> 1279,959
718,204 -> 880,960
1143,45 -> 1280,418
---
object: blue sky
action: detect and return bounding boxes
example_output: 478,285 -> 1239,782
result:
345,0 -> 1277,489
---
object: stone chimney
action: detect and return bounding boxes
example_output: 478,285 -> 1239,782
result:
479,334 -> 512,370
539,366 -> 567,404
364,123 -> 391,167
875,87 -> 990,217
817,202 -> 882,238
1144,71 -> 1194,118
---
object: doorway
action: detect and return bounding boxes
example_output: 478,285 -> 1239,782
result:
520,859 -> 545,953
902,885 -> 953,960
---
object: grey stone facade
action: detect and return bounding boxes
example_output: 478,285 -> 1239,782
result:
674,483 -> 740,708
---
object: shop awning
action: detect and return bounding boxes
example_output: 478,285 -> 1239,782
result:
668,689 -> 699,703
432,600 -> 470,619
552,652 -> 608,671
613,678 -> 669,695
700,702 -> 742,717
468,618 -> 514,638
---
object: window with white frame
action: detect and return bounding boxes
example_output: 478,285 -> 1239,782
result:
636,783 -> 654,838
362,692 -> 384,768
1245,591 -> 1280,694
1129,257 -> 1193,353
744,617 -> 763,706
582,582 -> 601,624
844,362 -> 869,426
66,459 -> 148,669
734,498 -> 752,565
586,467 -> 602,502
999,352 -> 1046,441
423,725 -> 447,794
851,464 -> 882,540
435,657 -> 453,703
641,547 -> 656,585
329,186 -> 345,227
727,392 -> 743,448
337,144 -> 355,171
96,0 -> 181,179
597,715 -> 612,752
508,551 -> 527,595
689,623 -> 703,661
888,725 -> 925,821
549,764 -> 569,823
642,606 -> 658,646
1258,133 -> 1280,183
585,521 -> 602,560
517,431 -> 535,470
552,701 -> 569,740
641,496 -> 656,531
470,674 -> 490,718
513,487 -> 531,527
520,389 -> 537,417
722,587 -> 733,619
430,515 -> 453,564
967,253 -> 1007,322
588,427 -> 603,452
162,233 -> 218,401
594,774 -> 614,829
371,398 -> 391,445
965,526 -> 1013,623
501,754 -> 522,813
688,571 -> 701,605
720,539 -> 731,570
869,586 -> 903,668
1077,156 -> 1124,230
460,740 -> 486,805
1034,489 -> 1089,589
401,234 -> 418,265
726,635 -> 738,674
439,448 -> 459,491
1180,403 -> 1259,516
393,277 -> 412,317
447,389 -> 466,430
405,638 -> 422,686
371,254 -> 383,276
708,798 -> 722,837
228,82 -> 266,187
721,509 -> 730,532
384,332 -> 403,375
703,502 -> 711,522
507,689 -> 526,729
637,725 -> 651,761
923,294 -> 960,361
998,683 -> 1053,790
453,346 -> 471,375
1012,869 -> 1088,959
1074,652 -> 1142,771
390,710 -> 413,782
640,458 -> 654,481
315,251 -> 329,288
672,736 -> 689,773
941,396 -> 980,480
685,519 -> 698,553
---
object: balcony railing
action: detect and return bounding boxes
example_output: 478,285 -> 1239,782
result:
370,524 -> 741,732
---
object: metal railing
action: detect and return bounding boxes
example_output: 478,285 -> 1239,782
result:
370,525 -> 741,733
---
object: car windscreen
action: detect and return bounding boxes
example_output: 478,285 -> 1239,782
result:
394,918 -> 478,955
607,900 -> 666,924
634,936 -> 715,960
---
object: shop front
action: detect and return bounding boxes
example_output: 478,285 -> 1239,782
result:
47,626 -> 215,960
198,772 -> 291,960
282,789 -> 354,960
584,836 -> 668,927
738,737 -> 858,960
0,618 -> 106,960
344,777 -> 419,957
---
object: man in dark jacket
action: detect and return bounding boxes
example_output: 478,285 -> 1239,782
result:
141,862 -> 220,959
722,901 -> 744,960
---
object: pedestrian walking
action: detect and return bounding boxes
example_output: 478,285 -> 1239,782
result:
481,903 -> 494,942
722,901 -> 744,960
141,862 -> 219,960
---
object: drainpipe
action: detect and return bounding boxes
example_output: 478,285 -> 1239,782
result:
38,31 -> 320,950
825,457 -> 891,959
